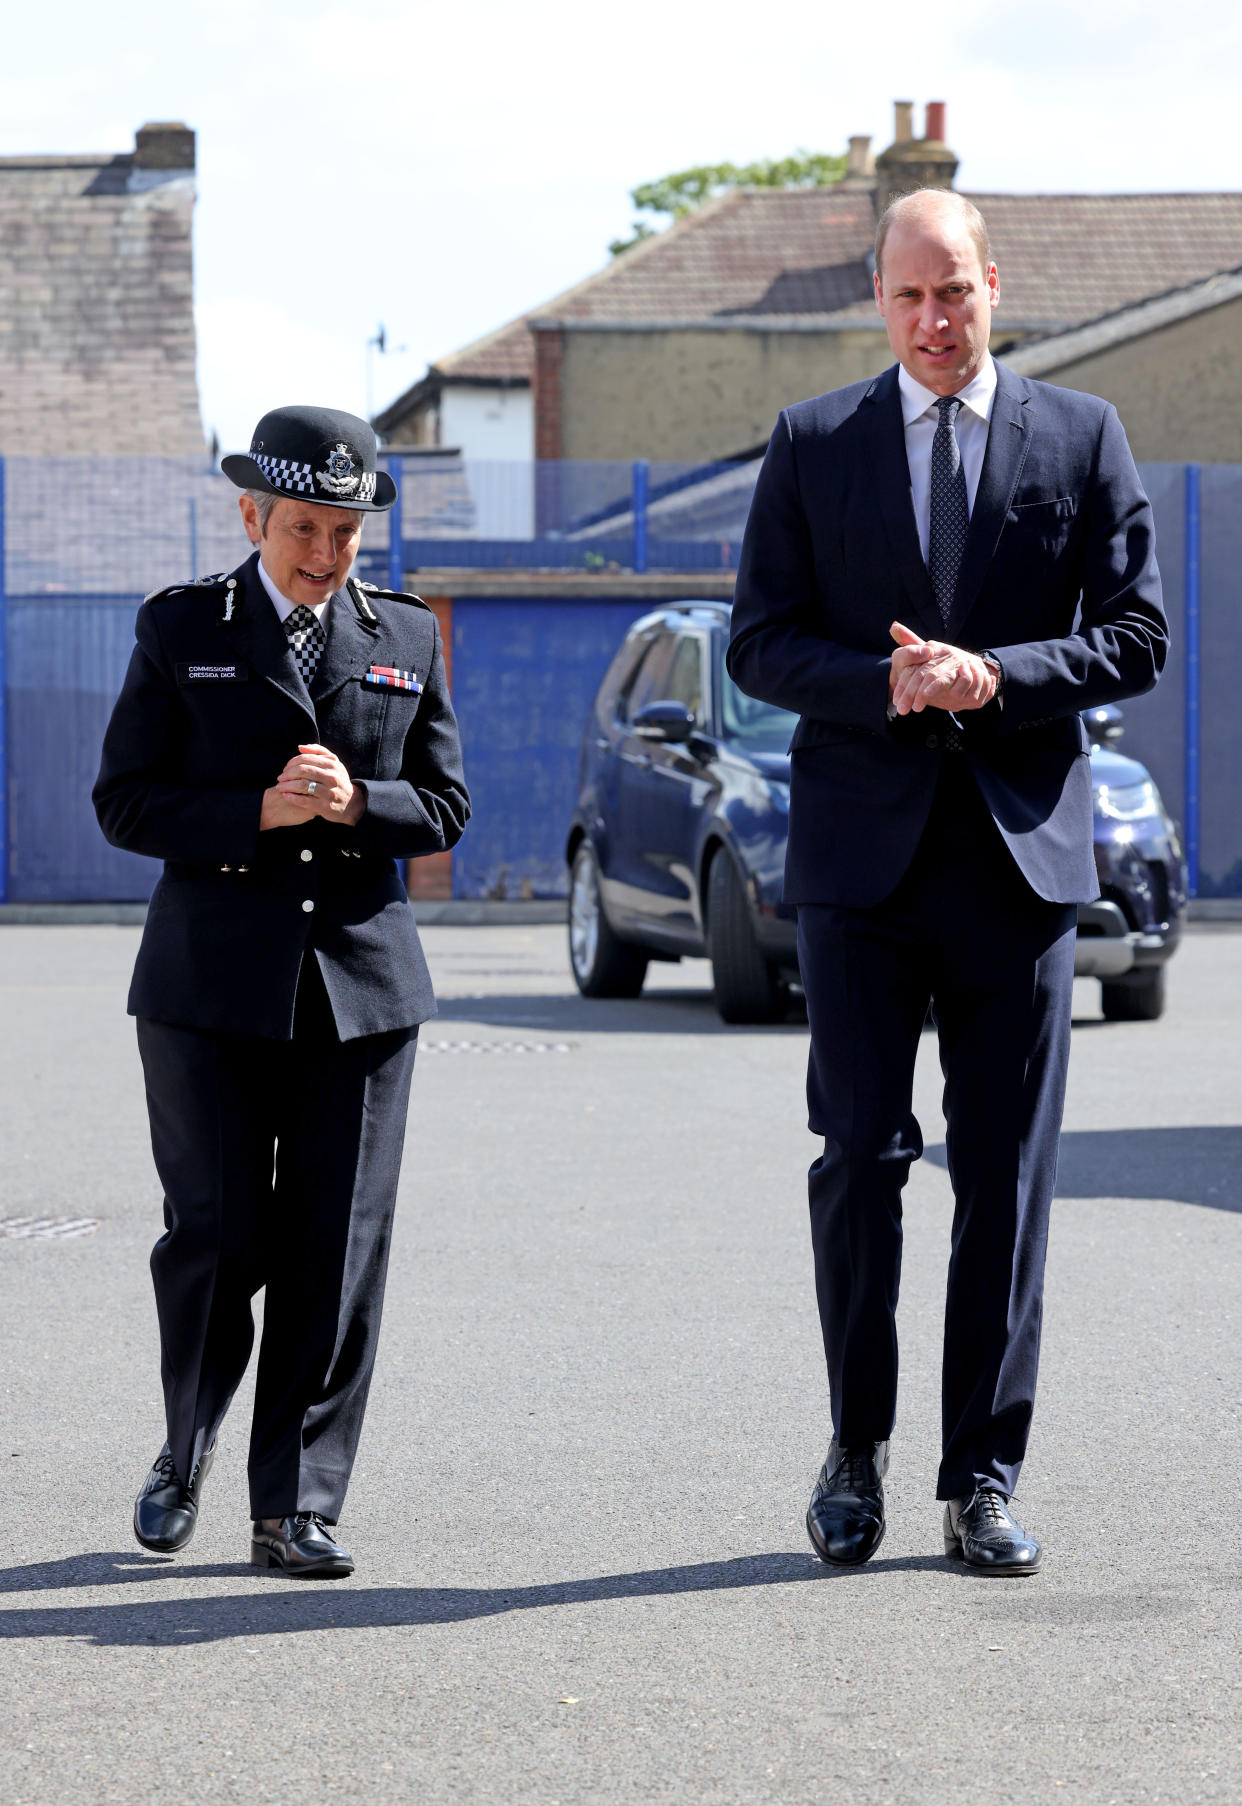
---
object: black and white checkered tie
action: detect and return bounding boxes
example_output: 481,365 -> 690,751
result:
927,396 -> 970,627
284,605 -> 325,686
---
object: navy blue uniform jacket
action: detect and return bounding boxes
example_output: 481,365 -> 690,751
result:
726,361 -> 1168,907
93,550 -> 470,1040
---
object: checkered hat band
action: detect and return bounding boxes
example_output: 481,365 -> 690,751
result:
254,454 -> 315,494
357,471 -> 376,503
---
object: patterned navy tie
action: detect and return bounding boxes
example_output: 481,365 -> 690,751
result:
284,605 -> 326,685
927,396 -> 970,626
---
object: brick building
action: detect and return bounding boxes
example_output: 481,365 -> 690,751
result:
0,122 -> 204,454
376,103 -> 1242,467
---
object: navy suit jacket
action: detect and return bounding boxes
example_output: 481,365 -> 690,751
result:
93,550 -> 469,1040
726,360 -> 1168,907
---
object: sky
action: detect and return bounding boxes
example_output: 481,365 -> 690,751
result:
5,0 -> 1241,451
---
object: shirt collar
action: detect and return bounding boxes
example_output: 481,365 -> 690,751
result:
256,551 -> 331,623
898,353 -> 997,427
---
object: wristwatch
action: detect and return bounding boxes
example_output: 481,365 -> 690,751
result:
981,653 -> 1004,707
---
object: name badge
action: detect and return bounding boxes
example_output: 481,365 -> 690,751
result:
362,665 -> 421,693
176,663 -> 249,684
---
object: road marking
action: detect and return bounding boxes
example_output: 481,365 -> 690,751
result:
0,1216 -> 101,1239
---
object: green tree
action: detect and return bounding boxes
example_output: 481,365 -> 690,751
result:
609,151 -> 847,256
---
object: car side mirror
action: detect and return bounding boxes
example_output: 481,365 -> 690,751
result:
633,700 -> 695,743
1083,704 -> 1125,745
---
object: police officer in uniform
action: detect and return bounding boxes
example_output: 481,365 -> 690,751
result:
94,405 -> 469,1577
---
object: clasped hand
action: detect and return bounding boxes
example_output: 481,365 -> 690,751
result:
260,743 -> 365,830
888,622 -> 997,715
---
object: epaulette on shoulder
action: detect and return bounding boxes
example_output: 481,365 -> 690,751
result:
143,572 -> 228,605
355,580 -> 430,610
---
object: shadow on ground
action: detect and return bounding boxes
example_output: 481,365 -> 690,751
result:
926,1126 -> 1242,1212
0,1549 -> 956,1644
433,990 -> 808,1036
433,989 -> 1109,1038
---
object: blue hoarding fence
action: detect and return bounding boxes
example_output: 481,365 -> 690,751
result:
0,454 -> 1239,902
632,461 -> 649,574
385,453 -> 404,593
1183,463 -> 1201,898
0,456 -> 6,904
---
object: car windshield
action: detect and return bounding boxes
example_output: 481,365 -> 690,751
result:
720,670 -> 798,748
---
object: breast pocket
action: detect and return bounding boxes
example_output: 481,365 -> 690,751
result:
1004,495 -> 1078,554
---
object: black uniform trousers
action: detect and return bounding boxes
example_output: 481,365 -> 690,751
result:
135,958 -> 418,1521
796,753 -> 1076,1501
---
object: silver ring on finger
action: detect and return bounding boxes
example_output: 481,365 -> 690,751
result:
307,780 -> 317,795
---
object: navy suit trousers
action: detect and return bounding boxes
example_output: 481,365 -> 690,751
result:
136,959 -> 418,1521
797,755 -> 1075,1499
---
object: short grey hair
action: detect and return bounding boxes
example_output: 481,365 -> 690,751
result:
244,489 -> 363,534
874,189 -> 991,282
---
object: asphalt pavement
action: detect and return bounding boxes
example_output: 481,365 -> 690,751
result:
1,921 -> 1240,1805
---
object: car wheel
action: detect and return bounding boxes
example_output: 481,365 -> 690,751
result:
706,851 -> 788,1024
568,842 -> 648,998
1100,965 -> 1166,1021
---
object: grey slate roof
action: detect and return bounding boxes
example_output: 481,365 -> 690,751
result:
0,126 -> 205,455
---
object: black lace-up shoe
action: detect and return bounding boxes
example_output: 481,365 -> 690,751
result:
251,1513 -> 355,1577
806,1440 -> 890,1565
944,1490 -> 1043,1574
133,1441 -> 215,1553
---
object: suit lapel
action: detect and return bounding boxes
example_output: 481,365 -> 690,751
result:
311,581 -> 380,705
947,361 -> 1032,639
859,367 -> 945,643
225,551 -> 319,731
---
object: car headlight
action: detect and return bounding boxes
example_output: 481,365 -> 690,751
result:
1095,779 -> 1158,821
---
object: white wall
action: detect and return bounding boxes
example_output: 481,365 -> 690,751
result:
439,385 -> 535,538
439,385 -> 533,461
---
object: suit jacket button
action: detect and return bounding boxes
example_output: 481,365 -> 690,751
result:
300,848 -> 313,862
925,734 -> 940,749
301,899 -> 314,913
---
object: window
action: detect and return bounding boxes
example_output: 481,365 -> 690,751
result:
720,671 -> 798,748
597,633 -> 653,728
661,634 -> 707,727
618,635 -> 675,724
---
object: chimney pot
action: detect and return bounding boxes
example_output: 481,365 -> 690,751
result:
847,134 -> 874,175
894,101 -> 914,143
134,122 -> 196,170
925,101 -> 947,142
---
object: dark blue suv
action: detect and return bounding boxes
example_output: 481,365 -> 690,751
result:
566,601 -> 1186,1023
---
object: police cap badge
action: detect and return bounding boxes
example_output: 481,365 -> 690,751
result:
220,405 -> 396,513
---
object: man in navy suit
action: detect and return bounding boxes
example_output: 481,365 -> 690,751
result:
727,190 -> 1166,1572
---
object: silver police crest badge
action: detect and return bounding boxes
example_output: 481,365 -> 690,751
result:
315,442 -> 361,498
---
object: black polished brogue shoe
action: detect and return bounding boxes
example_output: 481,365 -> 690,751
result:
944,1490 -> 1043,1574
806,1440 -> 890,1565
251,1513 -> 355,1578
133,1441 -> 215,1553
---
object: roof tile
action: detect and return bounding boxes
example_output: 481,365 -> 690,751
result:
425,189 -> 1242,386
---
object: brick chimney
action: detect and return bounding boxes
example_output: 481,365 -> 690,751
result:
134,122 -> 196,170
873,100 -> 957,213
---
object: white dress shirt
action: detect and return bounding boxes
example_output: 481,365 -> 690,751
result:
898,355 -> 997,562
256,553 -> 331,626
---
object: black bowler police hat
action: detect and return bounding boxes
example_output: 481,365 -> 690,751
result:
221,404 -> 397,512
